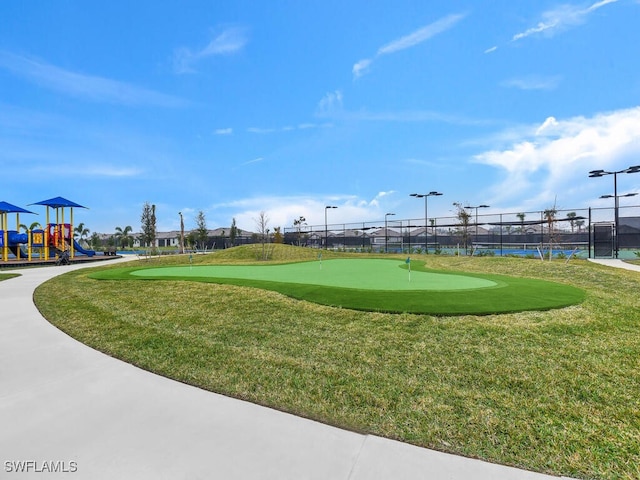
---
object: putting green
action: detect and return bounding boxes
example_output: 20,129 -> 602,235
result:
92,258 -> 585,315
129,259 -> 498,291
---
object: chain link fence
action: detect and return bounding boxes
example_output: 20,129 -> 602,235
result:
283,205 -> 640,259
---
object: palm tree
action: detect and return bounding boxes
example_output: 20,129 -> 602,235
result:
566,212 -> 577,233
89,232 -> 101,250
74,222 -> 90,242
543,207 -> 558,259
516,212 -> 526,234
114,226 -> 133,250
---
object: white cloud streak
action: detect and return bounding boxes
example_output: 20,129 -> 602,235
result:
377,13 -> 466,55
512,0 -> 619,41
352,13 -> 466,79
173,27 -> 248,74
0,51 -> 187,107
501,75 -> 562,91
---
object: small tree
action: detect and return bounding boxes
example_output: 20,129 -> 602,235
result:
453,202 -> 471,254
140,202 -> 157,249
89,232 -> 101,250
229,218 -> 239,247
293,216 -> 306,246
186,231 -> 198,250
195,211 -> 208,250
255,211 -> 270,260
273,226 -> 283,244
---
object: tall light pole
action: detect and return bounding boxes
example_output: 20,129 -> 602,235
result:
590,165 -> 640,258
410,191 -> 442,253
466,204 -> 490,245
385,212 -> 395,253
324,206 -> 337,250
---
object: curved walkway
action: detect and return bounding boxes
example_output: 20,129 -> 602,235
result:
1,259 -> 573,479
587,258 -> 640,272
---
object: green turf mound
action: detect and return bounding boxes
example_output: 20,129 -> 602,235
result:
128,259 -> 498,291
91,259 -> 584,315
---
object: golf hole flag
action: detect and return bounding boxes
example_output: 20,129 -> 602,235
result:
406,257 -> 411,281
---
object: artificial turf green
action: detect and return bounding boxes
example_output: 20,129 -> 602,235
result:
91,258 -> 584,315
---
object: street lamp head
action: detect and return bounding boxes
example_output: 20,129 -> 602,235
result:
428,191 -> 443,196
589,169 -> 607,177
599,194 -> 614,199
386,212 -> 395,216
479,204 -> 490,209
409,193 -> 420,197
622,193 -> 639,197
325,205 -> 337,209
626,165 -> 640,174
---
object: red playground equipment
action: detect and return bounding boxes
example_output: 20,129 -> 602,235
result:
0,196 -> 95,263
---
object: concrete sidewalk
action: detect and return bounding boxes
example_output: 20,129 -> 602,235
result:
588,257 -> 640,272
1,259 -> 573,479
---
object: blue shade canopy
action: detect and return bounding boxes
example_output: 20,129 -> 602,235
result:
31,196 -> 87,209
0,201 -> 36,214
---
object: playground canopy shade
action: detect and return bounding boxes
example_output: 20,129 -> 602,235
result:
30,197 -> 88,209
0,201 -> 36,214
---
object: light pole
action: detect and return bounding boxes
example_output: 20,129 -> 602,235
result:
385,212 -> 395,253
410,191 -> 442,253
324,206 -> 337,250
590,165 -> 640,258
466,204 -> 490,245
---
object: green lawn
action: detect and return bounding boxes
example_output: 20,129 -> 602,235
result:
34,245 -> 640,480
90,258 -> 584,315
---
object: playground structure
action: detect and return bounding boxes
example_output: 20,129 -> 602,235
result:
0,196 -> 95,263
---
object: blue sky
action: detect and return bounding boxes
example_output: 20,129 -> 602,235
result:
2,0 -> 640,234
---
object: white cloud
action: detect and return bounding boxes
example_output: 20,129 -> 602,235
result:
27,163 -> 143,178
536,116 -> 559,135
377,13 -> 466,55
215,128 -> 233,135
484,46 -> 498,54
317,90 -> 343,115
474,106 -> 640,207
501,75 -> 562,91
352,13 -> 466,79
240,157 -> 264,166
0,51 -> 188,107
173,27 -> 248,74
247,127 -> 276,134
210,192 -> 399,231
512,0 -> 619,41
352,59 -> 372,79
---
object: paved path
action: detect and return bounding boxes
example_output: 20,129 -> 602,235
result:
1,259 -> 574,479
588,258 -> 640,272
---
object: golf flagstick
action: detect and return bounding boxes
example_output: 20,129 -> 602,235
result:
406,256 -> 411,282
